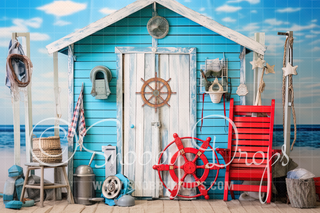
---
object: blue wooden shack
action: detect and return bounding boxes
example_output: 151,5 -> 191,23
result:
46,0 -> 266,199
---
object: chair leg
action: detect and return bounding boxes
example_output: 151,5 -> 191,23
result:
20,167 -> 31,202
40,166 -> 44,208
230,190 -> 235,199
223,172 -> 230,201
62,166 -> 74,204
223,181 -> 229,201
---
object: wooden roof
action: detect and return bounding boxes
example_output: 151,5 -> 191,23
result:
46,0 -> 266,55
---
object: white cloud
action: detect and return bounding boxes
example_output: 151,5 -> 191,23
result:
251,10 -> 257,13
216,5 -> 242,13
239,22 -> 259,31
312,19 -> 317,23
227,0 -> 260,4
295,39 -> 304,43
311,39 -> 320,45
184,0 -> 191,2
54,20 -> 71,26
305,34 -> 316,39
99,8 -> 117,15
311,46 -> 320,52
0,40 -> 9,47
30,33 -> 50,41
277,7 -> 301,13
222,17 -> 236,23
311,30 -> 320,34
295,32 -> 304,36
279,23 -> 318,32
199,7 -> 205,12
264,35 -> 286,55
0,17 -> 49,42
13,17 -> 42,28
37,1 -> 87,17
264,18 -> 289,26
38,48 -> 49,55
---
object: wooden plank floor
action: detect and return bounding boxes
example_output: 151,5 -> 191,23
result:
1,199 -> 320,213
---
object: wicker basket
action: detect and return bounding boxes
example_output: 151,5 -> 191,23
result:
286,178 -> 317,208
32,148 -> 62,163
33,136 -> 61,150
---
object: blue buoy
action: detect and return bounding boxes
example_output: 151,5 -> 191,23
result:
130,124 -> 134,128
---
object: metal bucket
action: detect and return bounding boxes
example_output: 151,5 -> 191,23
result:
73,153 -> 104,205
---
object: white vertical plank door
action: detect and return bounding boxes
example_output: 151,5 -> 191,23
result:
167,55 -> 180,196
134,53 -> 145,196
159,54 -> 169,197
124,54 -> 137,183
122,49 -> 196,198
142,53 -> 155,197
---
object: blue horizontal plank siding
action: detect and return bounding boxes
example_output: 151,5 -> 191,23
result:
72,5 -> 241,199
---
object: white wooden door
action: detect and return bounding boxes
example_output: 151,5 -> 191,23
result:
123,53 -> 193,198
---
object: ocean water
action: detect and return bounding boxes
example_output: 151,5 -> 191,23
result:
0,125 -> 68,150
0,125 -> 319,149
273,125 -> 320,148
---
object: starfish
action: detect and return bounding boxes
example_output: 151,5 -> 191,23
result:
250,58 -> 265,70
282,62 -> 298,76
265,63 -> 275,74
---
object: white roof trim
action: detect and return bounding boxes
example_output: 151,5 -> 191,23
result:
46,0 -> 266,55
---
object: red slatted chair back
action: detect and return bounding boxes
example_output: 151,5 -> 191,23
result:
227,98 -> 275,181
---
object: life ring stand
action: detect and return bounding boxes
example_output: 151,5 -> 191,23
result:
153,133 -> 221,200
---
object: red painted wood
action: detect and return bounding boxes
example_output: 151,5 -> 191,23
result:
230,169 -> 268,180
231,151 -> 267,158
231,184 -> 268,192
230,163 -> 267,168
236,128 -> 270,134
231,140 -> 269,146
234,105 -> 271,113
233,134 -> 270,140
220,98 -> 275,204
235,122 -> 270,128
234,117 -> 270,123
231,146 -> 269,152
230,158 -> 267,165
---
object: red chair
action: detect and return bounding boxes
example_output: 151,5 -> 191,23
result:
217,98 -> 277,203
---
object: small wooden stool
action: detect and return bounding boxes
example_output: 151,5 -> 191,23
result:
20,162 -> 74,207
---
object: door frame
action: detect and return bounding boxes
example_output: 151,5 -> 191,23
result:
115,46 -> 197,174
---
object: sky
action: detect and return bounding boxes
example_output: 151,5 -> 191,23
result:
0,0 -> 319,125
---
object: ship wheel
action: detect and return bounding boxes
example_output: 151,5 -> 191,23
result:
136,72 -> 176,112
153,133 -> 222,200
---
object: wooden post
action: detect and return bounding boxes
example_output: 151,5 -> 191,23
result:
283,31 -> 293,157
67,45 -> 74,193
252,33 -> 265,105
11,32 -> 33,166
53,51 -> 62,200
18,33 -> 33,165
11,33 -> 21,166
239,46 -> 246,105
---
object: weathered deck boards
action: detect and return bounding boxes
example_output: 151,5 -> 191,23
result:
2,198 -> 320,213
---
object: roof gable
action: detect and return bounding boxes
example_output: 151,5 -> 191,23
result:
46,0 -> 266,55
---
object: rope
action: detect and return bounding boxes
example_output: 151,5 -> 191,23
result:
254,67 -> 266,106
282,37 -> 297,150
